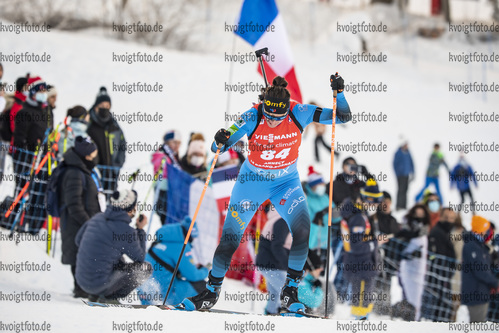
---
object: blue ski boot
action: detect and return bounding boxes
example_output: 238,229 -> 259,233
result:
179,272 -> 223,311
280,268 -> 306,313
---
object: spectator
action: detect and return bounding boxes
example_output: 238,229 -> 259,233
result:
151,130 -> 182,224
255,207 -> 290,315
87,87 -> 126,196
216,149 -> 241,168
59,136 -> 102,298
75,189 -> 152,303
450,155 -> 477,213
428,207 -> 457,258
369,191 -> 399,316
424,207 -> 458,321
340,179 -> 382,320
305,166 -> 341,268
0,63 -> 5,114
180,133 -> 207,180
461,216 -> 498,322
450,213 -> 465,320
13,76 -> 52,151
393,140 -> 414,210
57,106 -> 90,160
330,157 -> 368,207
392,204 -> 430,321
137,217 -> 208,306
297,250 -> 325,314
47,85 -> 57,113
6,74 -> 29,147
12,76 -> 52,233
415,143 -> 449,203
424,192 -> 441,230
369,191 -> 400,238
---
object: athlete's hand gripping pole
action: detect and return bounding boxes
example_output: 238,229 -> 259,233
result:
324,72 -> 340,319
162,141 -> 227,305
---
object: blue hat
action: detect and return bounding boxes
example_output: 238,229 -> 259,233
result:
181,216 -> 198,239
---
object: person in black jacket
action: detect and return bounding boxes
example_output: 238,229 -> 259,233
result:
340,179 -> 383,320
462,216 -> 498,322
13,77 -> 53,152
369,191 -> 399,316
86,87 -> 126,199
59,136 -> 102,298
330,157 -> 369,207
428,207 -> 457,258
423,207 -> 458,321
11,77 -> 53,233
75,189 -> 152,303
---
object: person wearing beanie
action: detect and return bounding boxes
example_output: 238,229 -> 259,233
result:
461,215 -> 499,322
137,216 -> 208,305
368,190 -> 400,316
59,136 -> 102,298
330,157 -> 372,207
424,207 -> 458,322
390,204 -> 430,321
86,86 -> 126,198
180,133 -> 207,179
46,84 -> 57,121
150,129 -> 183,224
305,166 -> 341,270
339,190 -> 380,320
10,76 -> 54,233
75,188 -> 152,303
13,76 -> 53,152
56,106 -> 90,160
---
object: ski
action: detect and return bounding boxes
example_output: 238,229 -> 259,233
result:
82,300 -> 320,318
81,299 -> 174,310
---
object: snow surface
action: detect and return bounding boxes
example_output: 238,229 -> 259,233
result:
1,1 -> 499,332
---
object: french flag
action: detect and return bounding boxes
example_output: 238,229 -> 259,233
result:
235,0 -> 302,103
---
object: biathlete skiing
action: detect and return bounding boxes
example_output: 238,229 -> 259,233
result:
179,73 -> 352,313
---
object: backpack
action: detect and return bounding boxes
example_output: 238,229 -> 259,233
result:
0,108 -> 12,141
45,164 -> 86,218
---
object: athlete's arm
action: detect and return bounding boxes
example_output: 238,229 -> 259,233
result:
292,92 -> 352,128
210,108 -> 258,153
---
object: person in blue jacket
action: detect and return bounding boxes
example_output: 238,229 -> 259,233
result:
461,215 -> 498,322
75,189 -> 152,303
393,141 -> 414,210
137,217 -> 208,306
181,74 -> 352,312
305,166 -> 341,268
340,179 -> 382,319
450,155 -> 477,212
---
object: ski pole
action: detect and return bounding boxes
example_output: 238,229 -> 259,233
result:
162,143 -> 224,305
324,72 -> 339,319
255,47 -> 269,102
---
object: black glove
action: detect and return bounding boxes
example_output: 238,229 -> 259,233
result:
330,73 -> 344,92
313,279 -> 322,288
214,128 -> 231,146
337,111 -> 351,123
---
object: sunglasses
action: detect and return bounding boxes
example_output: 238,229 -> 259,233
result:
264,113 -> 287,121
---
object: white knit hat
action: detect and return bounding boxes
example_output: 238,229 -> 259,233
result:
110,189 -> 137,212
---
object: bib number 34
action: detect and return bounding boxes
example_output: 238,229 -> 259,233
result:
260,148 -> 291,161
